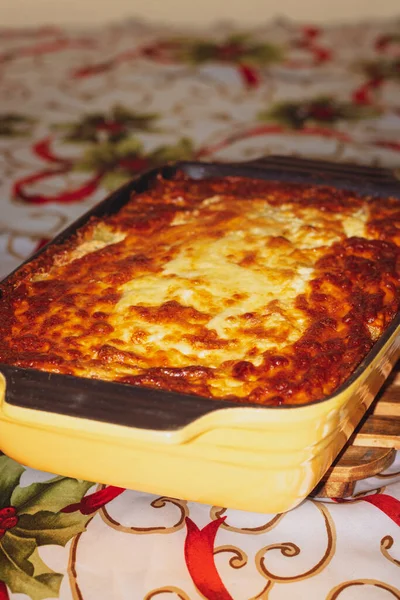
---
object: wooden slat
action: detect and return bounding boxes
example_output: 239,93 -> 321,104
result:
323,446 -> 396,482
352,415 -> 400,449
388,370 -> 400,386
312,446 -> 396,498
311,368 -> 400,498
312,446 -> 395,497
372,389 -> 400,417
312,480 -> 356,498
312,364 -> 400,497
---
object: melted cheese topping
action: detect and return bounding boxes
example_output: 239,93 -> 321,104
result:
1,174 -> 399,406
115,203 -> 316,366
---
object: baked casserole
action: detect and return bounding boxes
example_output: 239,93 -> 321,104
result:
1,172 -> 400,407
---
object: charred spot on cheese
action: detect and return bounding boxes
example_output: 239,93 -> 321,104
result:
1,174 -> 400,406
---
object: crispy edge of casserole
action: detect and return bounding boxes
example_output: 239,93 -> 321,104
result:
1,172 -> 400,406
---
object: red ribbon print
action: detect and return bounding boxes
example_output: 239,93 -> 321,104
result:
72,60 -> 115,79
13,168 -> 103,205
0,37 -> 96,64
374,140 -> 400,152
0,582 -> 9,600
33,137 -> 70,165
184,517 -> 233,600
62,485 -> 125,515
334,493 -> 400,527
13,136 -> 103,205
72,42 -> 261,88
196,123 -> 351,159
360,494 -> 400,527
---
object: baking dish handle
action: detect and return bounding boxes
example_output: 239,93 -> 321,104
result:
0,365 -> 229,433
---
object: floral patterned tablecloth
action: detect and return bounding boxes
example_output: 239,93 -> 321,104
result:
0,17 -> 399,600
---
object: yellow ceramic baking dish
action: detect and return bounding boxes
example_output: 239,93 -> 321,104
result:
1,155 -> 399,513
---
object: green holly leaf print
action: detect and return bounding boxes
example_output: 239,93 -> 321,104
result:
14,509 -> 92,546
180,34 -> 283,66
362,58 -> 400,82
11,476 -> 94,516
0,456 -> 24,507
0,113 -> 36,137
57,104 -> 158,143
0,532 -> 62,599
184,40 -> 221,63
100,170 -> 133,190
75,137 -> 144,172
149,137 -> 194,163
76,135 -> 194,191
259,96 -> 379,129
375,32 -> 400,51
112,105 -> 158,131
0,459 -> 94,600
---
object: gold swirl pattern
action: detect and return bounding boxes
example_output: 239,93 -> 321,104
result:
6,234 -> 34,261
376,469 -> 400,479
337,487 -> 388,503
68,521 -> 192,600
381,536 -> 400,568
67,533 -> 84,600
326,579 -> 400,599
353,487 -> 386,498
100,495 -> 189,534
214,543 -> 275,600
250,580 -> 274,600
214,545 -> 249,569
144,586 -> 191,600
254,502 -> 336,583
210,506 -> 284,534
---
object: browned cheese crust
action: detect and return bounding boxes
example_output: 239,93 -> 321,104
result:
1,172 -> 400,405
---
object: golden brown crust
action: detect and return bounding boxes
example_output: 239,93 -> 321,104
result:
1,172 -> 400,406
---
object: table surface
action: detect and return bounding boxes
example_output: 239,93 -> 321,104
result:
0,17 -> 399,600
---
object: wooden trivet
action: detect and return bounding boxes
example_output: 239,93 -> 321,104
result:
312,370 -> 400,498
